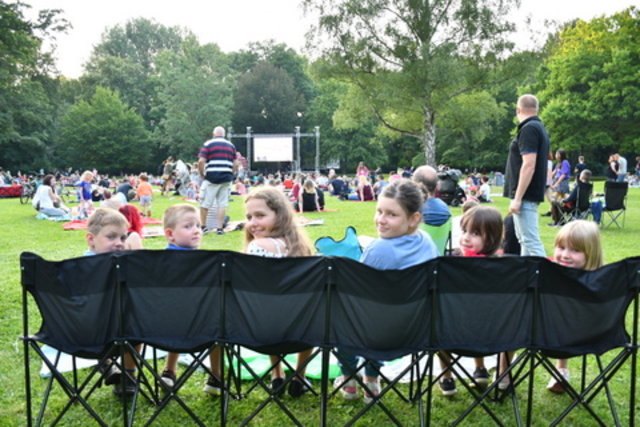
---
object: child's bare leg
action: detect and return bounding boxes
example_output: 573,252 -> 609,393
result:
208,346 -> 222,379
123,344 -> 143,371
556,358 -> 568,370
163,352 -> 179,374
438,351 -> 453,379
270,355 -> 284,379
474,357 -> 485,369
293,348 -> 313,380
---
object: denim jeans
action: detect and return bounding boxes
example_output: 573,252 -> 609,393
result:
512,200 -> 546,257
335,349 -> 383,378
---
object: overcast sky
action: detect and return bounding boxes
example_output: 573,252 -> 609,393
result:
22,0 -> 638,78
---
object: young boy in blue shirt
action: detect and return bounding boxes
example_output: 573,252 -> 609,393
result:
158,204 -> 222,395
85,208 -> 138,396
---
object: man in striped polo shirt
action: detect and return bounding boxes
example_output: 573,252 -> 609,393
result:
197,126 -> 237,235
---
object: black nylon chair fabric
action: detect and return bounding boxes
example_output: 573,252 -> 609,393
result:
21,252 -> 637,360
535,258 -> 634,357
225,253 -> 327,353
329,257 -> 433,360
434,256 -> 534,353
21,252 -> 119,358
120,250 -> 224,352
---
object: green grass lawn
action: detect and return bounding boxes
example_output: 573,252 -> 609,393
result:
1,183 -> 638,425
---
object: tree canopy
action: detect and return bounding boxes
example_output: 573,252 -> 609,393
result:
539,7 -> 640,157
60,87 -> 151,172
303,0 -> 518,166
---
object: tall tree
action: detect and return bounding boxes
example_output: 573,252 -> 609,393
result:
538,7 -> 640,157
304,0 -> 518,166
84,18 -> 187,128
154,37 -> 235,160
232,62 -> 305,133
0,1 -> 68,170
306,77 -> 388,171
60,87 -> 151,172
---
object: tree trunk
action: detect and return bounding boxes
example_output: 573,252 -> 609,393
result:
423,110 -> 436,167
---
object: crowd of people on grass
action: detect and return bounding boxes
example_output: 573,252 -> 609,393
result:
7,95 -> 637,402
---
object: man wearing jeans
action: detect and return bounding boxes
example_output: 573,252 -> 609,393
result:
504,94 -> 550,256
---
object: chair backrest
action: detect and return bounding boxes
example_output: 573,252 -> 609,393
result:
575,182 -> 593,212
421,217 -> 452,256
604,181 -> 628,211
314,226 -> 362,260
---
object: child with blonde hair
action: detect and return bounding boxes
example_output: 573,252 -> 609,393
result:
157,204 -> 212,392
547,220 -> 603,393
244,187 -> 314,397
85,208 -> 138,396
78,170 -> 94,218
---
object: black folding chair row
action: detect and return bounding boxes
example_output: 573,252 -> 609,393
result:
20,251 -> 640,426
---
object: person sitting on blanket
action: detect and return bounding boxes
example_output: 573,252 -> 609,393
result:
84,208 -> 140,396
32,174 -> 70,217
298,179 -> 325,212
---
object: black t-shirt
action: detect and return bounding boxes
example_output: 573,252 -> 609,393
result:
503,116 -> 550,203
330,179 -> 345,195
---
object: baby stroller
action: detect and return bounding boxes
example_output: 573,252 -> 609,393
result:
436,169 -> 466,207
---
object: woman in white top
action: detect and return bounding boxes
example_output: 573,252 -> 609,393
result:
32,175 -> 69,216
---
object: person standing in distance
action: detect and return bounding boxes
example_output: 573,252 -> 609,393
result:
198,126 -> 237,235
504,94 -> 549,256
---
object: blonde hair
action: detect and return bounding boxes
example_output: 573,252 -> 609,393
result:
303,179 -> 316,194
81,170 -> 93,181
244,187 -> 312,256
87,208 -> 128,236
163,204 -> 198,230
554,220 -> 603,271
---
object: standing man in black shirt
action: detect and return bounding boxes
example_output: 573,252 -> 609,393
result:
504,94 -> 550,256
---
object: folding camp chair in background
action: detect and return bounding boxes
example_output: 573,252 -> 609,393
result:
601,181 -> 628,228
314,226 -> 363,260
559,182 -> 593,225
421,218 -> 452,256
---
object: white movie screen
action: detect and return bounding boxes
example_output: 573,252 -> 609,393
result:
253,136 -> 293,162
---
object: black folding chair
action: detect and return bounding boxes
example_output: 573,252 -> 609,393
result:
20,252 -> 148,426
119,250 -> 228,426
601,181 -> 628,228
222,253 -> 328,425
560,182 -> 593,225
533,258 -> 636,426
428,256 -> 535,426
328,257 -> 435,425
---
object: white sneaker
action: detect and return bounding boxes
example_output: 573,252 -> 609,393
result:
363,380 -> 380,404
546,368 -> 570,393
333,376 -> 358,400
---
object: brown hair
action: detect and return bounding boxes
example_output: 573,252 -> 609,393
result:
87,208 -> 128,236
163,204 -> 199,230
460,206 -> 503,256
244,187 -> 312,256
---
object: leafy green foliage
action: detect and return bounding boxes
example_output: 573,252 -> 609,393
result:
59,87 -> 151,172
539,7 -> 640,156
232,62 -> 306,133
154,37 -> 235,160
303,0 -> 518,165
